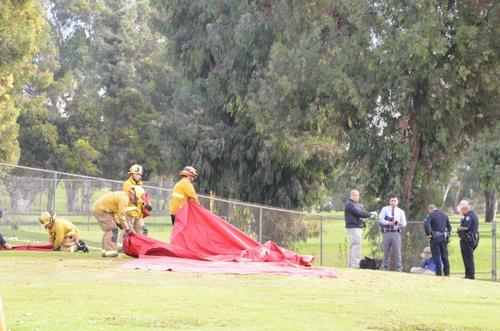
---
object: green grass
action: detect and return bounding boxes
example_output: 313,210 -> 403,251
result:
0,251 -> 499,331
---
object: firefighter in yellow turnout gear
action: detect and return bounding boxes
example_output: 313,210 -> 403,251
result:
122,164 -> 148,236
39,212 -> 88,252
169,166 -> 200,225
91,186 -> 145,257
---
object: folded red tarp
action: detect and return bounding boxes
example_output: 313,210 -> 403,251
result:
7,243 -> 53,251
123,201 -> 315,267
122,255 -> 337,278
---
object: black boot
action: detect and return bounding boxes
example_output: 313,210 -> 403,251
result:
77,240 -> 89,253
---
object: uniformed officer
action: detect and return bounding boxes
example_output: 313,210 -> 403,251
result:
456,201 -> 479,279
424,204 -> 451,276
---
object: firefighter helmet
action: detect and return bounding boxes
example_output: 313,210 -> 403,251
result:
179,166 -> 198,178
128,164 -> 143,175
39,211 -> 55,226
128,185 -> 145,200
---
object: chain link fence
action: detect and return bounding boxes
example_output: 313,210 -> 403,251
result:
0,163 -> 497,281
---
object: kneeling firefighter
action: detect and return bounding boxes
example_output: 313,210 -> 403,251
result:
39,212 -> 88,252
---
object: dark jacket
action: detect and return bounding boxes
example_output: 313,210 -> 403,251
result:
424,210 -> 452,236
344,199 -> 371,229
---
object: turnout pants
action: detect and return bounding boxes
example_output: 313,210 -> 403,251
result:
58,233 -> 79,252
92,210 -> 118,251
382,231 -> 402,271
347,228 -> 363,268
430,236 -> 449,276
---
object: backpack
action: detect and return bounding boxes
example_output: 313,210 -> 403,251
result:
359,256 -> 382,270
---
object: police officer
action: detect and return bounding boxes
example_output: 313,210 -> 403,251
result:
424,204 -> 451,276
456,200 -> 479,279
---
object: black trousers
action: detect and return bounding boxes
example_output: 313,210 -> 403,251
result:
430,236 -> 449,276
460,238 -> 479,279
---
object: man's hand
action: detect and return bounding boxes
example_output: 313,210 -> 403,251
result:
370,211 -> 378,219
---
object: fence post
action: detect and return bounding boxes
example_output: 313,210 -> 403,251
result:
320,215 -> 323,267
258,207 -> 263,243
52,172 -> 58,212
493,215 -> 497,282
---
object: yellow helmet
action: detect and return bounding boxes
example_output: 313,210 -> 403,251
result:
39,211 -> 54,226
128,185 -> 145,200
128,164 -> 143,175
180,166 -> 198,178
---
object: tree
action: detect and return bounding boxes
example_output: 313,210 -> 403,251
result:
152,1 -> 347,209
470,125 -> 499,222
0,0 -> 46,164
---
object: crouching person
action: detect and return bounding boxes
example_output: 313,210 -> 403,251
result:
91,188 -> 141,258
39,212 -> 88,252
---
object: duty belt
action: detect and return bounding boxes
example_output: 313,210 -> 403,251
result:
432,231 -> 449,238
383,227 -> 400,233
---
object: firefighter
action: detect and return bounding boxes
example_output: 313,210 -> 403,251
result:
169,166 -> 200,226
91,186 -> 144,257
123,164 -> 144,192
122,164 -> 149,237
39,212 -> 88,252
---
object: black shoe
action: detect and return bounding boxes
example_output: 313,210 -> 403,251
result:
77,240 -> 89,253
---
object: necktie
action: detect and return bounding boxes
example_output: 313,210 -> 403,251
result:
391,207 -> 395,230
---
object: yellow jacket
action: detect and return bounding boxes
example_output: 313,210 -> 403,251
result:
91,191 -> 131,229
122,178 -> 145,218
122,177 -> 143,193
169,178 -> 200,215
48,218 -> 79,250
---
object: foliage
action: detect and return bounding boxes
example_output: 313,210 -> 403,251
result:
0,0 -> 46,164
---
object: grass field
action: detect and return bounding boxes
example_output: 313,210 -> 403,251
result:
1,211 -> 499,330
1,250 -> 500,331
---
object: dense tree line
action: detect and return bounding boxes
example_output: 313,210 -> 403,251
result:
1,1 -> 498,224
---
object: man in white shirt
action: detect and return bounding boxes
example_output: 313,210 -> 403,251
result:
378,196 -> 407,271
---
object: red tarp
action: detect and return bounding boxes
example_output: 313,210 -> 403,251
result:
122,256 -> 338,278
7,243 -> 53,251
122,201 -> 337,278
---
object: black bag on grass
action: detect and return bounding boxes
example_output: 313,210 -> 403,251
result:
359,256 -> 382,270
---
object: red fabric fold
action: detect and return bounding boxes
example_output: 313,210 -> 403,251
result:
7,243 -> 54,251
123,201 -> 315,266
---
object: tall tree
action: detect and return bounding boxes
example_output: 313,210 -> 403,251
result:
152,1 -> 347,208
0,0 -> 46,164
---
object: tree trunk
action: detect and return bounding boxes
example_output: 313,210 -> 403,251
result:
81,180 -> 91,213
402,110 -> 422,213
64,180 -> 79,212
484,190 -> 496,223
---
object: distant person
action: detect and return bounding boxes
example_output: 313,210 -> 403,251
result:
378,196 -> 407,272
410,247 -> 436,275
344,190 -> 377,268
424,204 -> 451,276
0,208 -> 12,250
91,187 -> 144,257
39,212 -> 88,252
169,166 -> 200,226
456,201 -> 479,279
